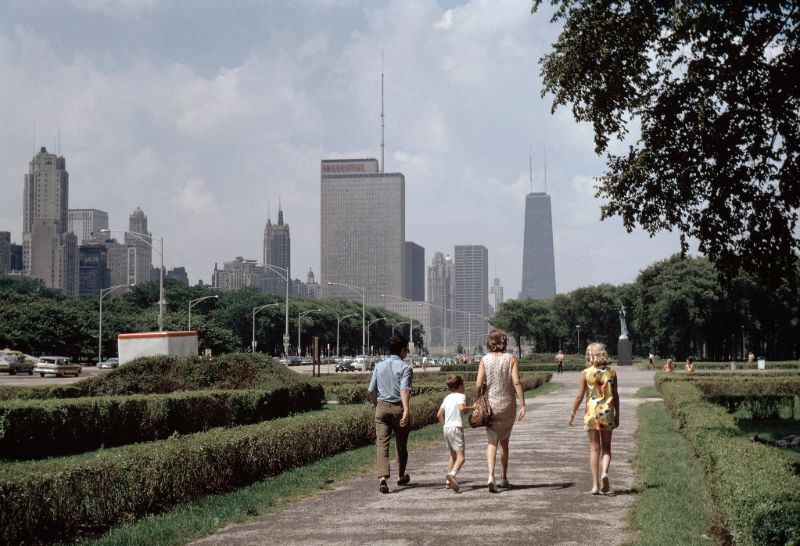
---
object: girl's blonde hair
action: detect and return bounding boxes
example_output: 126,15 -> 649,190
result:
585,342 -> 609,367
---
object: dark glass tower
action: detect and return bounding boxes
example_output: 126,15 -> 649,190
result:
519,192 -> 556,299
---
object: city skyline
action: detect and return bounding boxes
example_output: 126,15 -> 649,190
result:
0,1 -> 686,295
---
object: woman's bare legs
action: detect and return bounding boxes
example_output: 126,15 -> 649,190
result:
498,438 -> 510,480
600,429 -> 613,492
588,430 -> 601,492
486,442 -> 498,480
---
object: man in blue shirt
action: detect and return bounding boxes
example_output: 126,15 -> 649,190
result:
368,335 -> 413,494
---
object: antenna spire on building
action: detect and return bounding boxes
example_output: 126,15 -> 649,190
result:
380,48 -> 385,174
529,146 -> 533,193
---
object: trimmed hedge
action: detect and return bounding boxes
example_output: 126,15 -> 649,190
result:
441,362 -> 586,372
0,353 -> 301,401
0,383 -> 324,460
661,382 -> 800,545
325,373 -> 551,404
704,393 -> 798,420
0,393 -> 443,545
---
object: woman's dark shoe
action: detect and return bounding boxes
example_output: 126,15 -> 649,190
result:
379,479 -> 389,494
396,474 -> 411,486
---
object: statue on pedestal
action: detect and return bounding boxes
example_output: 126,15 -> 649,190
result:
618,306 -> 629,340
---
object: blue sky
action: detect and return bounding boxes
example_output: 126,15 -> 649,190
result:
0,0 -> 683,294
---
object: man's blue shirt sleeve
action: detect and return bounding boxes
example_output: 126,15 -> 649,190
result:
368,367 -> 378,393
399,364 -> 412,391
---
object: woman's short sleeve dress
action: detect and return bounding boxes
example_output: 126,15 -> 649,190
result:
583,365 -> 617,431
483,352 -> 517,443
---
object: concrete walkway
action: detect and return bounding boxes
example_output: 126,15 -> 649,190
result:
193,368 -> 655,546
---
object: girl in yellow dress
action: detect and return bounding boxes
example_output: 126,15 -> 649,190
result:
568,342 -> 620,494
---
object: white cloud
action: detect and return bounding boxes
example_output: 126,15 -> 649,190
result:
171,178 -> 219,214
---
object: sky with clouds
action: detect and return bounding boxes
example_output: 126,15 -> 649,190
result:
0,0 -> 685,295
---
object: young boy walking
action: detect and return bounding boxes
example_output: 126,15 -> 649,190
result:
436,375 -> 474,493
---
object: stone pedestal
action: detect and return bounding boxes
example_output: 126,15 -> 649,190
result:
617,338 -> 633,366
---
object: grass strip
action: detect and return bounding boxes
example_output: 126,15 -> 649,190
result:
627,402 -> 718,546
83,381 -> 557,546
79,422 -> 445,546
634,386 -> 661,398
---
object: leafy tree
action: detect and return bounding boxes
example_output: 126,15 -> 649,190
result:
534,1 -> 800,284
491,299 -> 533,357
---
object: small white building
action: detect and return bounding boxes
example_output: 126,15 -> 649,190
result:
117,331 -> 199,364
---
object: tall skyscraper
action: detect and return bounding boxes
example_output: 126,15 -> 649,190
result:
427,252 -> 454,348
320,158 -> 404,304
68,209 -> 109,245
454,245 -> 489,352
126,207 -> 152,286
403,241 -> 425,301
519,192 -> 556,299
489,277 -> 504,315
103,238 -> 136,288
22,147 -> 78,294
263,204 -> 291,295
0,232 -> 10,276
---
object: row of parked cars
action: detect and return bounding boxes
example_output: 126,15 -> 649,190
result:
0,350 -> 84,377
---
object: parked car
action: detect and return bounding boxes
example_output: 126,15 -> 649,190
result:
353,355 -> 370,371
33,356 -> 82,378
98,357 -> 119,369
0,349 -> 33,375
335,362 -> 356,372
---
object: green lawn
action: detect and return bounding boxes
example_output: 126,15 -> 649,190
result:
634,386 -> 661,398
627,402 -> 718,545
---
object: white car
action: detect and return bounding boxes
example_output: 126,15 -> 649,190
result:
353,355 -> 369,371
33,356 -> 82,378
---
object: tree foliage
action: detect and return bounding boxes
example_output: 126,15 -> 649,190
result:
492,253 -> 799,359
0,279 -> 425,361
534,1 -> 800,284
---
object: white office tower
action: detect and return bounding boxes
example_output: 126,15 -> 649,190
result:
22,147 -> 78,294
126,207 -> 152,285
320,158 -> 405,304
68,209 -> 109,245
454,245 -> 489,353
519,192 -> 556,299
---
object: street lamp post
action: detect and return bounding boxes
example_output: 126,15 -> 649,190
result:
252,303 -> 280,353
327,282 -> 366,355
576,324 -> 582,353
263,263 -> 291,357
188,295 -> 219,330
367,317 -> 386,355
101,229 -> 165,331
336,313 -> 358,357
297,309 -> 322,356
98,284 -> 131,364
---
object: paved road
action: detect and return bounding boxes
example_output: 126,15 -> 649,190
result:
0,366 -> 109,387
194,368 -> 655,546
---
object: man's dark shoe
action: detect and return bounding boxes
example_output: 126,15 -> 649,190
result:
379,479 -> 389,494
396,474 -> 411,486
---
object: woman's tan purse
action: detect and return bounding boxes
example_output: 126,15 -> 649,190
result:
469,386 -> 493,428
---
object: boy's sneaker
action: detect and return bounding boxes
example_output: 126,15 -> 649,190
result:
379,478 -> 389,494
446,472 -> 460,493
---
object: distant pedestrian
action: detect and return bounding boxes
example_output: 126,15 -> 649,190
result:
555,350 -> 565,374
684,356 -> 695,374
368,335 -> 413,494
476,329 -> 526,492
569,342 -> 620,495
661,358 -> 674,373
436,375 -> 474,493
648,353 -> 655,369
747,352 -> 755,365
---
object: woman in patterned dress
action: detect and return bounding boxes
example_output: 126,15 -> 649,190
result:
568,342 -> 620,494
475,330 -> 526,492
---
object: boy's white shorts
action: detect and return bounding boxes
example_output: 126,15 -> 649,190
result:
443,426 -> 465,451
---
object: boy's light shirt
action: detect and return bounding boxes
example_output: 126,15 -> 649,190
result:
440,392 -> 466,428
